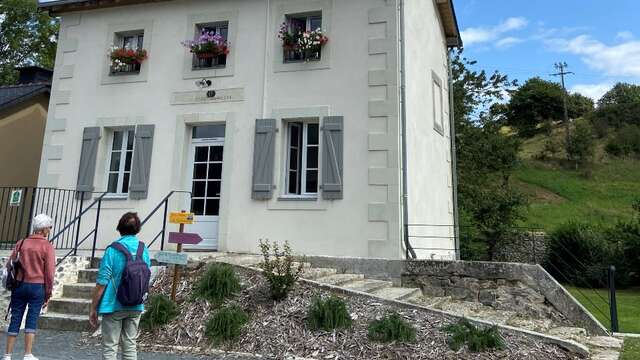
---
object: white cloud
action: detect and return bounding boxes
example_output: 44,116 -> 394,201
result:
495,37 -> 524,49
616,31 -> 634,41
461,17 -> 528,46
548,35 -> 640,77
571,83 -> 613,102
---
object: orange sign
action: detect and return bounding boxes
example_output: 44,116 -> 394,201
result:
169,212 -> 194,225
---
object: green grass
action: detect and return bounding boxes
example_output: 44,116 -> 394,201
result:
566,286 -> 640,334
622,338 -> 640,360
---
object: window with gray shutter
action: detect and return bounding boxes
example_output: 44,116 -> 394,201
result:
76,127 -> 101,199
251,119 -> 276,200
321,116 -> 343,199
129,124 -> 155,200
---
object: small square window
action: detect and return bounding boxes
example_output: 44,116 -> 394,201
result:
282,12 -> 324,63
190,22 -> 229,70
284,121 -> 320,196
110,31 -> 145,75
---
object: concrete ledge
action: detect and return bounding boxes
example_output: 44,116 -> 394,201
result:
304,255 -> 403,284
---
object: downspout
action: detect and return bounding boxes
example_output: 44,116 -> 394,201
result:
447,49 -> 460,260
261,0 -> 271,118
399,0 -> 416,259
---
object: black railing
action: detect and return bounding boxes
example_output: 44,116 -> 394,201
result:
140,191 -> 191,251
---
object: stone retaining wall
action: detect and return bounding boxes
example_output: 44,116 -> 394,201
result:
402,260 -> 609,336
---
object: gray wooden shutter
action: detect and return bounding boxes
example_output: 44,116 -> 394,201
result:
129,124 -> 155,200
251,119 -> 276,200
76,127 -> 101,200
321,116 -> 344,200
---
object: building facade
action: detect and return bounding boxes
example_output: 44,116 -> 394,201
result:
38,0 -> 461,259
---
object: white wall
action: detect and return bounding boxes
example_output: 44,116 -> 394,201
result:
40,0 -> 412,259
402,0 -> 456,259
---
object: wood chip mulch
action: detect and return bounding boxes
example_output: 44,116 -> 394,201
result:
138,264 -> 583,360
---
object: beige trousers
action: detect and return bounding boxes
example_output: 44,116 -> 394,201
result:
101,310 -> 142,360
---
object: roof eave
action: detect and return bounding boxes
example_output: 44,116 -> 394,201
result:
436,0 -> 463,48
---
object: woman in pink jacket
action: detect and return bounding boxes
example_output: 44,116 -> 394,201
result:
3,214 -> 56,360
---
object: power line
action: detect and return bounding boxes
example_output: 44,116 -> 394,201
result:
551,62 -> 574,138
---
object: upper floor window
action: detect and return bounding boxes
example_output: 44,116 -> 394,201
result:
279,12 -> 327,63
109,31 -> 147,75
285,121 -> 319,196
107,129 -> 135,195
432,72 -> 445,135
183,22 -> 230,70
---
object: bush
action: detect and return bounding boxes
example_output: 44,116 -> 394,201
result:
140,294 -> 179,330
565,120 -> 595,169
258,240 -> 304,300
193,263 -> 241,305
606,124 -> 640,157
606,221 -> 640,286
367,313 -> 416,343
442,319 -> 505,352
204,305 -> 249,345
307,296 -> 352,331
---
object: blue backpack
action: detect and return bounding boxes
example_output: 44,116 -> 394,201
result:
110,241 -> 151,306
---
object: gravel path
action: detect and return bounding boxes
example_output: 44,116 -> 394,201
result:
138,264 -> 583,360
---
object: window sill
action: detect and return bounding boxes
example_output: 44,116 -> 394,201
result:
277,195 -> 318,202
110,71 -> 141,77
102,194 -> 128,200
192,65 -> 227,71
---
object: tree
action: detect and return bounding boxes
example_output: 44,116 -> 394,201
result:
565,120 -> 595,170
451,49 -> 527,261
591,83 -> 640,130
598,83 -> 640,108
568,93 -> 594,119
506,77 -> 564,137
0,0 -> 59,85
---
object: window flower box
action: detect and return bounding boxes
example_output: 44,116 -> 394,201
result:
183,30 -> 230,69
108,45 -> 148,75
278,22 -> 328,63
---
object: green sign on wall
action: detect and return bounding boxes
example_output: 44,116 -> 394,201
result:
9,189 -> 22,207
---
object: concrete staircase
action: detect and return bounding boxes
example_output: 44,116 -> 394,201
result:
39,268 -> 98,331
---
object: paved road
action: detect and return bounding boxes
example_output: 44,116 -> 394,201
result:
0,330 -> 253,360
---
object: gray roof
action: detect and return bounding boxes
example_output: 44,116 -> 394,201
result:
0,83 -> 51,111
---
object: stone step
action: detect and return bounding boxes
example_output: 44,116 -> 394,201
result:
302,267 -> 338,280
48,298 -> 92,315
217,255 -> 263,267
63,283 -> 95,299
315,273 -> 365,286
342,279 -> 393,293
371,287 -> 422,301
38,312 -> 92,332
78,269 -> 98,283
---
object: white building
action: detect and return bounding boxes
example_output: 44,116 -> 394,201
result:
38,0 -> 462,260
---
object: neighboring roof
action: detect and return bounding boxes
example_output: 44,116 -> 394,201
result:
435,0 -> 462,48
0,83 -> 51,112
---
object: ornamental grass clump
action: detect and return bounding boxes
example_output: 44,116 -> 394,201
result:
442,319 -> 505,352
306,296 -> 352,331
258,240 -> 304,300
140,294 -> 179,330
204,305 -> 249,345
192,263 -> 241,305
367,313 -> 416,343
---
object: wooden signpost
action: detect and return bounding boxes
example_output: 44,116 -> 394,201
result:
153,211 -> 202,301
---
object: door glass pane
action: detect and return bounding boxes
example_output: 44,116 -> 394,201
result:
207,181 -> 221,197
109,152 -> 121,171
210,146 -> 223,162
191,199 -> 205,215
192,181 -> 206,197
195,147 -> 208,162
192,125 -> 226,139
307,147 -> 318,168
122,173 -> 130,194
112,132 -> 123,150
307,124 -> 319,145
193,164 -> 207,179
305,170 -> 318,193
107,173 -> 119,193
205,199 -> 220,216
208,163 -> 222,180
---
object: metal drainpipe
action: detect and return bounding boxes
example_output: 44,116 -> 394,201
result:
447,50 -> 461,260
398,0 -> 415,259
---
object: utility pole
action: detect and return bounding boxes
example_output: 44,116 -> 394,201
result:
551,62 -> 574,137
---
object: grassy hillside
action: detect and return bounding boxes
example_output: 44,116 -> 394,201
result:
512,125 -> 640,231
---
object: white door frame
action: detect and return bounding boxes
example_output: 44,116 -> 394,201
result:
185,136 -> 224,250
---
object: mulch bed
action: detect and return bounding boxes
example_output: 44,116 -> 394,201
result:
138,263 -> 582,359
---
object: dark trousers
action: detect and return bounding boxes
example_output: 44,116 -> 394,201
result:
7,282 -> 45,335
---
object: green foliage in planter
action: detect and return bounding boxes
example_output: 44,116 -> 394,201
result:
140,294 -> 179,330
442,319 -> 505,352
258,240 -> 305,301
306,296 -> 352,331
204,305 -> 249,345
367,313 -> 416,343
192,263 -> 241,305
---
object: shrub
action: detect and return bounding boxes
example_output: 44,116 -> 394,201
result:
307,296 -> 352,331
367,313 -> 416,343
140,294 -> 179,330
204,305 -> 249,345
442,319 -> 505,352
193,263 -> 241,305
258,240 -> 305,300
606,124 -> 640,157
565,120 -> 595,169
